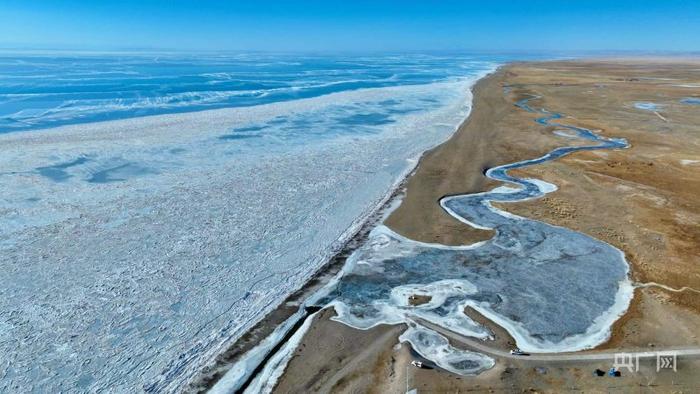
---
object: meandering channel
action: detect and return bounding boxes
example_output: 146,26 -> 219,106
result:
323,93 -> 633,374
217,90 -> 636,392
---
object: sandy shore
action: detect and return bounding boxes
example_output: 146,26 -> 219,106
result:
383,67 -> 565,245
219,59 -> 700,392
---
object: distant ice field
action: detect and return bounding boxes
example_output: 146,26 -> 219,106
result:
0,53 -> 505,133
0,53 -> 498,392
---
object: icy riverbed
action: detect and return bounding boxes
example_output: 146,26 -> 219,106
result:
320,94 -> 633,375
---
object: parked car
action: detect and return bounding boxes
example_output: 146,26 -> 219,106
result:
510,348 -> 529,356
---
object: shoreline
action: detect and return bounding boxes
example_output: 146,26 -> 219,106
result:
269,59 -> 700,393
192,183 -> 411,393
195,59 -> 700,392
199,63 -> 615,392
186,68 -> 497,392
1,64 -> 497,392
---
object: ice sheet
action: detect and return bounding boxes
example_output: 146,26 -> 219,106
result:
0,62 -> 496,392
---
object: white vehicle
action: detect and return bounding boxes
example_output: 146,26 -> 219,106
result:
411,360 -> 423,368
510,348 -> 528,356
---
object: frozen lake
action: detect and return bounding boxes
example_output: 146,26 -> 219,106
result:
0,54 -> 500,392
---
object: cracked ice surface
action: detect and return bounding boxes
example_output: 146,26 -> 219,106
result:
0,77 -> 490,392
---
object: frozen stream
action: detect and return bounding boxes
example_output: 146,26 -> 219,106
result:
322,94 -> 634,375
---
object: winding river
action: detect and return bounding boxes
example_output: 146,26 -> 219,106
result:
321,93 -> 634,375
218,90 -> 636,392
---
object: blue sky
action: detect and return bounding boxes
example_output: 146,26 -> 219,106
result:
0,0 -> 698,52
